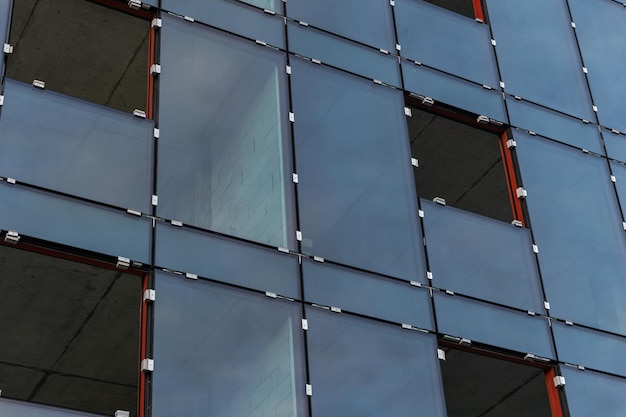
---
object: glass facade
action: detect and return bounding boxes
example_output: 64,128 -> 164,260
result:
0,0 -> 625,416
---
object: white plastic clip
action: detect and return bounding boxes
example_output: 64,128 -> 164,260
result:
3,43 -> 13,54
151,18 -> 162,28
511,220 -> 523,227
133,109 -> 146,118
418,210 -> 424,218
289,112 -> 295,122
410,280 -> 421,287
499,81 -> 506,89
286,65 -> 292,75
433,197 -> 446,206
612,129 -> 620,134
611,175 -> 617,183
330,306 -> 342,313
143,289 -> 156,302
183,15 -> 195,22
255,40 -> 267,46
306,384 -> 313,396
582,67 -> 588,74
278,246 -> 289,253
153,128 -> 160,139
491,39 -> 497,46
150,64 -> 161,76
553,375 -> 566,388
302,319 -> 308,330
516,187 -> 527,199
4,230 -> 20,244
477,115 -> 490,124
422,97 -> 434,106
404,107 -> 412,117
292,173 -> 299,183
32,80 -> 46,89
544,301 -> 550,310
128,0 -> 142,9
437,349 -> 446,360
185,273 -> 198,280
141,358 -> 155,372
411,158 -> 419,168
506,139 -> 517,149
592,105 -> 598,112
116,256 -> 131,269
571,22 -> 576,28
0,95 -> 4,106
115,411 -> 130,417
313,256 -> 324,262
126,209 -> 142,217
152,195 -> 159,206
426,271 -> 433,280
296,231 -> 302,241
532,244 -> 539,254
171,220 -> 183,227
265,291 -> 277,298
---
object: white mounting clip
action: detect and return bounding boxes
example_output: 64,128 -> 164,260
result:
4,230 -> 20,244
128,0 -> 142,10
32,79 -> 46,89
133,109 -> 147,118
115,411 -> 130,417
116,256 -> 131,270
3,43 -> 13,54
516,187 -> 527,199
143,289 -> 156,302
553,375 -> 566,388
433,196 -> 446,206
150,64 -> 161,76
141,358 -> 155,372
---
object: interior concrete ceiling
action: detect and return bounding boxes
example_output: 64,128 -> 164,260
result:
0,244 -> 141,416
6,0 -> 148,114
441,348 -> 552,417
407,107 -> 513,223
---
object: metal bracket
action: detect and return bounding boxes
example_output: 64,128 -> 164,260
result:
115,411 -> 130,417
296,230 -> 302,241
553,375 -> 566,388
477,115 -> 490,124
313,256 -> 324,262
128,0 -> 142,9
592,105 -> 598,112
422,96 -> 434,106
153,128 -> 160,139
396,43 -> 401,51
289,112 -> 295,122
301,319 -> 308,330
151,18 -> 162,28
437,349 -> 446,360
3,43 -> 13,54
532,244 -> 539,254
4,230 -> 20,244
330,306 -> 342,313
411,158 -> 419,168
0,95 -> 4,106
611,175 -> 616,183
278,246 -> 289,253
544,301 -> 550,310
141,358 -> 155,372
511,220 -> 523,227
410,280 -> 421,287
116,256 -> 131,269
571,21 -> 576,28
143,289 -> 156,302
426,271 -> 433,280
491,39 -> 497,46
150,64 -> 161,76
126,209 -> 142,217
506,139 -> 517,149
286,65 -> 292,75
433,196 -> 446,206
306,384 -> 313,396
516,187 -> 527,199
183,15 -> 195,22
32,79 -> 46,89
265,291 -> 277,299
152,195 -> 159,206
499,81 -> 506,89
171,220 -> 183,227
185,272 -> 198,280
255,40 -> 267,46
404,107 -> 412,117
263,8 -> 275,15
292,173 -> 299,183
582,67 -> 588,74
133,109 -> 146,118
612,129 -> 620,134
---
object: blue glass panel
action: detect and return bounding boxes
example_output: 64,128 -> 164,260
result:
0,0 -> 9,77
515,132 -> 626,335
155,223 -> 299,298
0,398 -> 102,417
395,0 -> 498,87
303,259 -> 433,329
306,307 -> 446,417
159,16 -> 295,249
610,160 -> 626,220
434,293 -> 554,358
291,59 -> 424,281
0,183 -> 150,262
561,367 -> 626,417
286,0 -> 395,50
567,0 -> 626,132
485,0 -> 593,120
161,0 -> 283,46
603,129 -> 626,163
422,200 -> 544,312
153,272 -> 307,417
287,22 -> 400,87
402,61 -> 507,122
0,79 -> 153,212
553,321 -> 626,377
507,97 -> 603,154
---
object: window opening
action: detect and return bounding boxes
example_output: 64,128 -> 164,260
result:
407,104 -> 519,224
0,243 -> 144,416
439,347 -> 560,417
6,0 -> 151,115
424,0 -> 485,21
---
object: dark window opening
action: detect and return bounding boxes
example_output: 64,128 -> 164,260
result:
407,105 -> 517,223
440,348 -> 556,417
6,0 -> 150,114
0,243 -> 143,416
424,0 -> 484,21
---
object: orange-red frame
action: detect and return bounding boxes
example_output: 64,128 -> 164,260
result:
472,0 -> 486,22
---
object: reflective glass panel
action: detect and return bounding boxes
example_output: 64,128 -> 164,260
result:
507,97 -> 603,154
0,398 -> 102,417
0,183 -> 151,262
306,307 -> 446,417
0,79 -> 153,212
161,0 -> 283,46
567,0 -> 626,132
561,367 -> 626,417
485,0 -> 593,120
286,0 -> 395,50
159,16 -> 294,249
422,200 -> 544,312
402,61 -> 507,122
153,272 -> 306,417
302,259 -> 433,329
553,321 -> 626,377
434,293 -> 554,358
515,132 -> 626,335
155,223 -> 299,298
0,0 -> 9,76
287,22 -> 400,87
396,0 -> 498,87
603,129 -> 626,163
291,59 -> 424,281
610,160 -> 626,220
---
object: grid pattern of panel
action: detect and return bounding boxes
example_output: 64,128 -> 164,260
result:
0,0 -> 625,415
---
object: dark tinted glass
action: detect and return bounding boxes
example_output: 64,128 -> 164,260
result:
159,16 -> 295,249
291,59 -> 424,281
553,321 -> 626,377
0,183 -> 151,262
567,0 -> 626,133
287,22 -> 400,87
303,259 -> 433,329
515,132 -> 626,335
561,367 -> 626,417
155,223 -> 300,298
396,0 -> 498,87
0,0 -> 9,76
306,307 -> 446,417
286,0 -> 395,50
423,200 -> 544,311
153,272 -> 306,417
434,293 -> 554,358
161,0 -> 283,46
603,128 -> 626,163
486,0 -> 593,120
507,97 -> 603,154
0,79 -> 153,211
402,61 -> 507,121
